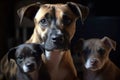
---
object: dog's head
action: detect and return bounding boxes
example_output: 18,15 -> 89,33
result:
75,36 -> 116,71
17,2 -> 89,51
7,43 -> 44,73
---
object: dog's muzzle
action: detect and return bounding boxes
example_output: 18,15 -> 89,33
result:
22,62 -> 36,73
44,28 -> 70,51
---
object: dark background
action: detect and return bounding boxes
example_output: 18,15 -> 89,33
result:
0,0 -> 120,68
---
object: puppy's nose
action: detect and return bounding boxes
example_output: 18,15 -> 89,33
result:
90,58 -> 99,66
26,63 -> 35,69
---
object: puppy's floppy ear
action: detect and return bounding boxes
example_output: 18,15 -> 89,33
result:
101,36 -> 116,51
7,47 -> 17,61
67,2 -> 89,23
17,2 -> 41,24
33,43 -> 44,54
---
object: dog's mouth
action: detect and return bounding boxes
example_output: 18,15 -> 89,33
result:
85,62 -> 103,71
86,66 -> 101,71
44,41 -> 70,51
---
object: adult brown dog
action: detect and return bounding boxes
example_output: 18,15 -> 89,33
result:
75,37 -> 120,80
0,2 -> 89,80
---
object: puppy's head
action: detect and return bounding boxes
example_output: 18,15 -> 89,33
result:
17,2 -> 89,51
76,36 -> 116,71
8,43 -> 44,73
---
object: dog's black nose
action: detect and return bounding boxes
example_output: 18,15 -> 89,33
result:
51,34 -> 64,43
90,58 -> 99,66
26,63 -> 35,69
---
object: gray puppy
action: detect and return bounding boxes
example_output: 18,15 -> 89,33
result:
75,36 -> 120,80
8,43 -> 50,80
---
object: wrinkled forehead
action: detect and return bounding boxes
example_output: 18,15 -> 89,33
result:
84,39 -> 104,49
35,4 -> 76,21
16,45 -> 35,56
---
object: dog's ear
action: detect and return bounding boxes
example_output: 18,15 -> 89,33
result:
67,2 -> 89,23
101,36 -> 116,51
32,43 -> 44,54
17,2 -> 41,23
7,47 -> 17,61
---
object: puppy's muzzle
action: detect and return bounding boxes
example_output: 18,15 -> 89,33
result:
85,58 -> 102,71
90,58 -> 99,66
23,62 -> 36,73
26,62 -> 35,71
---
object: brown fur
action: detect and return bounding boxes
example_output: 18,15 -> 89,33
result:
75,36 -> 120,80
42,50 -> 78,80
0,2 -> 89,80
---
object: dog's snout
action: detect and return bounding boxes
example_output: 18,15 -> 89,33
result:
49,27 -> 64,43
26,63 -> 35,69
90,58 -> 99,66
51,34 -> 64,43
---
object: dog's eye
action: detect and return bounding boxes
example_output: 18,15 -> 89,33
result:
40,18 -> 48,26
17,55 -> 24,62
62,15 -> 72,25
82,47 -> 90,55
17,56 -> 24,59
98,48 -> 105,55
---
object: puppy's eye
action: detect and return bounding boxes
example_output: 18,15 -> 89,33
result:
62,15 -> 72,25
17,55 -> 24,63
17,56 -> 24,59
98,48 -> 105,55
82,47 -> 90,55
40,18 -> 48,26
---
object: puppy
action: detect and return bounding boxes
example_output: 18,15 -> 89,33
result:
75,36 -> 120,80
7,43 -> 50,80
